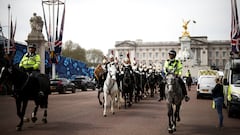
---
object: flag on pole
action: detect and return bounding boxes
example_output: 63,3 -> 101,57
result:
54,4 -> 65,55
231,0 -> 240,53
5,18 -> 16,53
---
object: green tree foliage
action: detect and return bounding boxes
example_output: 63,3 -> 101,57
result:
86,49 -> 104,67
61,40 -> 104,67
62,40 -> 86,63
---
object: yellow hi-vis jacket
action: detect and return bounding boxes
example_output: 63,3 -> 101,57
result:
164,59 -> 182,76
19,53 -> 40,70
186,71 -> 191,77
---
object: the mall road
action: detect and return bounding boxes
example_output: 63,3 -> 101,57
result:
0,86 -> 240,135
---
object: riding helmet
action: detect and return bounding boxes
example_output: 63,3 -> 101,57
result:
168,50 -> 176,57
28,44 -> 37,49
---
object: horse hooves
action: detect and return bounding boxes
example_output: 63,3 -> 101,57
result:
23,117 -> 30,123
112,112 -> 115,115
31,117 -> 38,123
103,114 -> 107,117
16,126 -> 22,131
42,118 -> 47,123
177,118 -> 181,122
168,129 -> 173,134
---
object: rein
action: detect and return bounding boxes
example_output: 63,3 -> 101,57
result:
19,74 -> 30,90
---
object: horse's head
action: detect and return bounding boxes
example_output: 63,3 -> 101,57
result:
0,65 -> 12,84
165,73 -> 177,93
108,64 -> 117,81
123,67 -> 131,78
0,53 -> 17,84
0,62 -> 27,86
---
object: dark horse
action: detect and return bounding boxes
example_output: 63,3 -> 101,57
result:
132,70 -> 141,102
165,72 -> 183,134
146,71 -> 157,97
122,66 -> 134,108
0,61 -> 50,131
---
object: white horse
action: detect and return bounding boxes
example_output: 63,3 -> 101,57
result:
165,72 -> 183,134
103,63 -> 121,117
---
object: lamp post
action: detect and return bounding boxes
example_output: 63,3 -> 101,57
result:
42,0 -> 65,79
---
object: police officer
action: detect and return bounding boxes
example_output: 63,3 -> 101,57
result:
164,50 -> 190,102
19,44 -> 40,74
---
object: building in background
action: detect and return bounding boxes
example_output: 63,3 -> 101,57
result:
108,36 -> 230,77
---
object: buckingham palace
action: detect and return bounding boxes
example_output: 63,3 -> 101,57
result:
108,36 -> 230,77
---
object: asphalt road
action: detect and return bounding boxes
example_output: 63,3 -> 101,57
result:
0,85 -> 240,135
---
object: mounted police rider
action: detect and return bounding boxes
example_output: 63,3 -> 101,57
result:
19,43 -> 43,96
164,50 -> 190,102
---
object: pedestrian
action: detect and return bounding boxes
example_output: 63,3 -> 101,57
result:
186,70 -> 193,91
212,77 -> 224,128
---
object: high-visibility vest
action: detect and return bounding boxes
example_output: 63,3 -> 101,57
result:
164,59 -> 182,76
19,53 -> 40,70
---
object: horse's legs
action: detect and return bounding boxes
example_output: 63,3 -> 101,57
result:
150,86 -> 154,97
128,90 -> 133,107
110,95 -> 115,115
122,91 -> 127,109
167,104 -> 174,134
103,92 -> 108,117
117,91 -> 121,109
16,99 -> 28,131
42,108 -> 48,123
31,102 -> 39,123
176,104 -> 181,122
97,89 -> 103,105
15,99 -> 23,131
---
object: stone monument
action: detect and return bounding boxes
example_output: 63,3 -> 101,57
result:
177,19 -> 193,61
177,19 -> 195,76
26,13 -> 46,74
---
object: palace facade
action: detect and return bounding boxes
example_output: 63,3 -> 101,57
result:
108,36 -> 230,77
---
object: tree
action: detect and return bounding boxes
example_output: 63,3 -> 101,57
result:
62,40 -> 86,62
86,49 -> 104,67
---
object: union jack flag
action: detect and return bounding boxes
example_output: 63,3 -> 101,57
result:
54,4 -> 65,55
231,0 -> 240,53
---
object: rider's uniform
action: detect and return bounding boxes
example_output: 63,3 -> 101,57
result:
163,59 -> 182,76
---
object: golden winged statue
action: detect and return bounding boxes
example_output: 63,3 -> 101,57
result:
182,19 -> 190,37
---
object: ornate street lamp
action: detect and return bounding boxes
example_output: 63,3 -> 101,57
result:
42,0 -> 65,79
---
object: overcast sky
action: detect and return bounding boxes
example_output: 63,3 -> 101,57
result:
0,0 -> 238,54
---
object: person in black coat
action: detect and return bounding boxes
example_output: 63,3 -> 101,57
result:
212,78 -> 224,128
